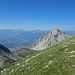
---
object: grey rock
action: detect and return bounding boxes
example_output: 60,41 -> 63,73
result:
0,44 -> 20,67
28,28 -> 70,50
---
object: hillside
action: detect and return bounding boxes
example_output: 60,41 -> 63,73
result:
15,48 -> 37,58
0,35 -> 75,75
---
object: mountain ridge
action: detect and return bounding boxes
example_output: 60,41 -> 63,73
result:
28,28 -> 70,50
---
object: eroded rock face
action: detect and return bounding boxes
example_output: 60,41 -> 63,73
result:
0,44 -> 20,67
28,28 -> 70,50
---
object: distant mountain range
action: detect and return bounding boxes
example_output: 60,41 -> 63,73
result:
0,29 -> 49,51
0,29 -> 75,51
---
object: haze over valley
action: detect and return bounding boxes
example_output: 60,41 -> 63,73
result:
0,29 -> 75,52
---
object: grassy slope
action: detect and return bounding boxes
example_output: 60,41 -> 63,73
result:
0,36 -> 75,75
15,48 -> 37,58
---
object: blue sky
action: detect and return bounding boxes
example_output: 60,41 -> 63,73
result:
0,0 -> 75,30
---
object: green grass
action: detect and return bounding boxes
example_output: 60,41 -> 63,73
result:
0,36 -> 75,75
15,48 -> 37,57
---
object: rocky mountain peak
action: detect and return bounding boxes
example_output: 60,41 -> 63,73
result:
28,28 -> 70,50
51,28 -> 60,35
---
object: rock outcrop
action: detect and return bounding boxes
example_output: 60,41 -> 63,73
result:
28,28 -> 70,50
0,44 -> 20,67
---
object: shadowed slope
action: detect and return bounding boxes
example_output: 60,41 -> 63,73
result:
0,44 -> 20,67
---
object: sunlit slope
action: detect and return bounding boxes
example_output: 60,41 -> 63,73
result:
0,36 -> 75,75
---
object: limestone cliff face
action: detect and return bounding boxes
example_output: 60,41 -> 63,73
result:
28,28 -> 70,50
0,44 -> 20,67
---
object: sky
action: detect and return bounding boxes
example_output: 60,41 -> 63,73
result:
0,0 -> 75,30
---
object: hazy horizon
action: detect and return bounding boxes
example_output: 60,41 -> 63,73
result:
0,28 -> 75,31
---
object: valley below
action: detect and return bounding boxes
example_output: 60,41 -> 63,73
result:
0,29 -> 75,52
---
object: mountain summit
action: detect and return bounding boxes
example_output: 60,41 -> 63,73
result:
28,28 -> 70,50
